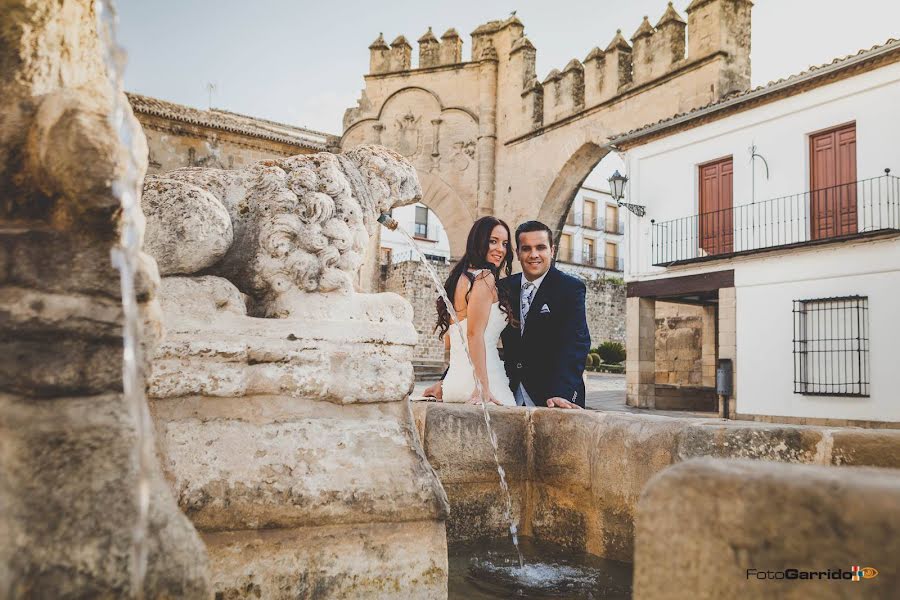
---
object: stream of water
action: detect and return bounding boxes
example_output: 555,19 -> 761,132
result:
95,2 -> 153,597
391,225 -> 524,568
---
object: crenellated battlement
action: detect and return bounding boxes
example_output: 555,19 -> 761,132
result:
345,0 -> 753,251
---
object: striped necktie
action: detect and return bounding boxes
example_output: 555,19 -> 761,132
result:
521,281 -> 535,333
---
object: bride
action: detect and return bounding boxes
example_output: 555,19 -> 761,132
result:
433,216 -> 517,406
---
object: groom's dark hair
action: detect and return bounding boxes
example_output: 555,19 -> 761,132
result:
515,220 -> 554,249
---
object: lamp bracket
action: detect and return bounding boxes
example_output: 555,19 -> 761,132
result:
618,201 -> 646,218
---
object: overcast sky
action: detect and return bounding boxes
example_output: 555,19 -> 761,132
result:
118,0 -> 898,186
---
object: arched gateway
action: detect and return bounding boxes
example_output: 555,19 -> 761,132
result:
343,0 -> 752,258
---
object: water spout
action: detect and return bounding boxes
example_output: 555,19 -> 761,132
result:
378,212 -> 399,230
95,1 -> 153,597
389,223 -> 524,568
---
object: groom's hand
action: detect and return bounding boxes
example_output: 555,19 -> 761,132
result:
546,397 -> 582,409
423,381 -> 443,400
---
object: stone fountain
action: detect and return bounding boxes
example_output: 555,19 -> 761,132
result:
141,146 -> 450,597
0,1 -> 447,598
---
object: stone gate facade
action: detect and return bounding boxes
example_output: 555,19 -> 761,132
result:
342,0 -> 752,265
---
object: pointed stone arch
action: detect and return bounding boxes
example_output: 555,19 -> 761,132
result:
417,171 -> 473,259
536,142 -> 610,247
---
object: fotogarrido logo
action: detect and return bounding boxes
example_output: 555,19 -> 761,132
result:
747,566 -> 879,581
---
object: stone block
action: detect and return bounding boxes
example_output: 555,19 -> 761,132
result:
634,459 -> 900,599
587,413 -> 685,561
443,481 -> 527,542
203,520 -> 448,599
531,409 -> 600,490
677,422 -> 824,464
0,393 -> 210,598
423,404 -> 528,484
530,482 -> 593,552
157,408 -> 448,531
830,428 -> 900,468
718,330 -> 736,349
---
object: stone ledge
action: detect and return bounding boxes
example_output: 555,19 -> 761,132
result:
634,458 -> 900,599
411,403 -> 900,563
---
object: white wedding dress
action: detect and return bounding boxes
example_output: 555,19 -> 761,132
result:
442,300 -> 516,406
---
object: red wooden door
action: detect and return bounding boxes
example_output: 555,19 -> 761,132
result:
699,157 -> 734,255
810,123 -> 857,240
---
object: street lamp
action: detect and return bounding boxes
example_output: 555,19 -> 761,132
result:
608,170 -> 645,217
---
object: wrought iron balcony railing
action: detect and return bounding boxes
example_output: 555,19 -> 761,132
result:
598,217 -> 626,235
651,173 -> 900,266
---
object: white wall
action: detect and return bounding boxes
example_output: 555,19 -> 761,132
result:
623,60 -> 900,424
736,237 -> 900,423
626,61 -> 900,279
380,203 -> 451,262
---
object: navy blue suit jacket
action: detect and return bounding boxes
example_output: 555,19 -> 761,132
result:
499,267 -> 591,407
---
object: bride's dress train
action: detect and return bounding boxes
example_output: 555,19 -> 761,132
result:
442,301 -> 516,406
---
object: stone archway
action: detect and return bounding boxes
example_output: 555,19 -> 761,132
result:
417,171 -> 473,259
536,142 -> 610,247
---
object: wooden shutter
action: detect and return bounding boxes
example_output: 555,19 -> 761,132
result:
605,204 -> 619,233
699,157 -> 734,255
810,123 -> 857,240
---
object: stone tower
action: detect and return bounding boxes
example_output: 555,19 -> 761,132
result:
343,1 -> 753,280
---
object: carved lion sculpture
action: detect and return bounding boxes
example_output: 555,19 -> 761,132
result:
142,145 -> 421,316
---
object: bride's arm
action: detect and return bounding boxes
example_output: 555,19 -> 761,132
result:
466,272 -> 501,405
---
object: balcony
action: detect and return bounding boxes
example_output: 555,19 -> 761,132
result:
556,249 -> 623,271
650,173 -> 900,266
598,217 -> 626,235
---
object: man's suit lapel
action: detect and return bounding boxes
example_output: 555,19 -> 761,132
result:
511,273 -> 523,325
523,268 -> 555,339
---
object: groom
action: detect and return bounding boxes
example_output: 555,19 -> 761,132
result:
499,221 -> 590,409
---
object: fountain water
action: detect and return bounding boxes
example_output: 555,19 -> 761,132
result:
384,216 -> 525,568
95,1 -> 153,595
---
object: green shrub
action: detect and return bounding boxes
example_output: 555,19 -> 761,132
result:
597,341 -> 626,364
585,354 -> 595,367
589,352 -> 602,368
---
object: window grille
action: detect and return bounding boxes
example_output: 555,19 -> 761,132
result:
792,296 -> 869,396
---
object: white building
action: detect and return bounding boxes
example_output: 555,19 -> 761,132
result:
557,184 -> 626,277
380,184 -> 627,278
615,38 -> 900,427
379,203 -> 452,265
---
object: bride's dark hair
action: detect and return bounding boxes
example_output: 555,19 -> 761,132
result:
435,216 -> 516,339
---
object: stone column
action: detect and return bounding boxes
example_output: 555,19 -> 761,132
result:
717,287 -> 737,417
0,1 -> 209,597
476,45 -> 498,218
701,305 -> 717,388
626,296 -> 656,408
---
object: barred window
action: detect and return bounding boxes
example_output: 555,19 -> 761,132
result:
792,296 -> 869,396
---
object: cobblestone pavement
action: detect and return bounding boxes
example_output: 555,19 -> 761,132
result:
413,372 -> 717,420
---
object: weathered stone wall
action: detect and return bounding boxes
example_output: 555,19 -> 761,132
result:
655,302 -> 705,385
582,275 -> 626,345
343,1 -> 754,259
411,403 -> 900,563
635,459 -> 900,599
380,259 -> 450,362
137,113 -> 318,174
